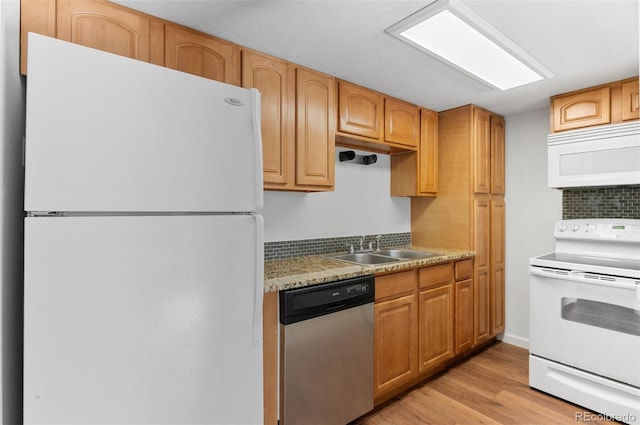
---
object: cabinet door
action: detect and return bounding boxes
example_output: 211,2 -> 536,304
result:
621,79 -> 640,121
242,50 -> 295,189
20,0 -> 56,74
374,294 -> 417,398
454,279 -> 473,354
552,87 -> 611,132
419,109 -> 438,195
474,197 -> 491,346
385,98 -> 419,149
165,24 -> 240,85
418,284 -> 454,373
491,198 -> 505,336
295,68 -> 335,189
337,81 -> 384,141
56,0 -> 159,63
490,115 -> 505,195
473,107 -> 491,194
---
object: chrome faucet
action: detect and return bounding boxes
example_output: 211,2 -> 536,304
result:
375,235 -> 381,251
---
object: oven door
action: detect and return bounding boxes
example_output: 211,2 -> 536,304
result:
529,266 -> 640,388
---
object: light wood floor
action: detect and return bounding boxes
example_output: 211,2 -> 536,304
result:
356,342 -> 617,425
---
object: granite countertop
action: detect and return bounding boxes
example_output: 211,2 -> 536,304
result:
264,246 -> 475,292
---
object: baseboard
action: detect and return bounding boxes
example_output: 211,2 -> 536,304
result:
498,332 -> 529,349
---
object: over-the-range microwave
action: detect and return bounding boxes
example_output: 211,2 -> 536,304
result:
548,121 -> 640,188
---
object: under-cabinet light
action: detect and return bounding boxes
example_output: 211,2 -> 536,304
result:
386,0 -> 553,90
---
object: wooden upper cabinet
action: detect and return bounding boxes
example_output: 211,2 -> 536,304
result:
337,81 -> 384,142
21,0 -> 164,73
295,67 -> 335,189
552,87 -> 611,132
385,97 -> 420,149
419,109 -> 438,195
20,0 -> 56,74
550,77 -> 639,132
56,0 -> 164,65
241,49 -> 295,189
390,108 -> 438,197
490,114 -> 505,195
473,107 -> 491,194
621,79 -> 640,121
165,24 -> 240,85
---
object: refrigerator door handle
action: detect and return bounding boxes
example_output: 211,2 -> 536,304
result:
250,88 -> 264,212
253,213 -> 264,345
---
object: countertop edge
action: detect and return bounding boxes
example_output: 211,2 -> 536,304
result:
264,246 -> 476,293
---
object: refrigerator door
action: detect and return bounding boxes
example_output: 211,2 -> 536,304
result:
25,33 -> 262,214
24,214 -> 264,425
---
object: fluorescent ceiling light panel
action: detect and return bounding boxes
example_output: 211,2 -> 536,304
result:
387,0 -> 553,90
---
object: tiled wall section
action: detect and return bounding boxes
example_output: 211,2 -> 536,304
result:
265,232 -> 412,260
563,186 -> 640,219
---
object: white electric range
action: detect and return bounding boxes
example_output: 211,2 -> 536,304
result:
529,219 -> 640,425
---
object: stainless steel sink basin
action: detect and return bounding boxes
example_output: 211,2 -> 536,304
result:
375,249 -> 434,260
328,253 -> 400,265
326,248 -> 435,265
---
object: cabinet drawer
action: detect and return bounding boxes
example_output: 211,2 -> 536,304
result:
454,259 -> 473,281
375,270 -> 417,301
418,262 -> 452,290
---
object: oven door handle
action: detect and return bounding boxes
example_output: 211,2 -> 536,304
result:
529,267 -> 638,291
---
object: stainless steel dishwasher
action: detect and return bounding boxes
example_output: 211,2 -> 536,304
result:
279,275 -> 374,425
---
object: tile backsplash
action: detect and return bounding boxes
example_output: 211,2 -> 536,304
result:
265,232 -> 411,260
563,186 -> 640,219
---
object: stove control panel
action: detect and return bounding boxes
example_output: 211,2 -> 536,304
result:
554,219 -> 640,242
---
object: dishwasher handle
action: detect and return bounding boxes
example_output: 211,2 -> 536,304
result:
280,275 -> 374,325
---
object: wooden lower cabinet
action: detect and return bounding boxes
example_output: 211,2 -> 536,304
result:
454,278 -> 473,354
374,271 -> 418,399
418,283 -> 454,373
491,198 -> 506,335
374,293 -> 418,398
374,259 -> 474,404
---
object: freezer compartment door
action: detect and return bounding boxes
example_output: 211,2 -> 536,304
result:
25,34 -> 262,213
24,215 -> 264,425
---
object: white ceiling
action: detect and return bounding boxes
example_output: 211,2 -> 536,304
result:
114,0 -> 639,117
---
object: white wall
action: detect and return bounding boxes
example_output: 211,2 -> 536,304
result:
263,148 -> 411,242
0,0 -> 25,423
502,108 -> 561,349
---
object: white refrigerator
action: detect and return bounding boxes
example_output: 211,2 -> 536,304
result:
23,34 -> 264,425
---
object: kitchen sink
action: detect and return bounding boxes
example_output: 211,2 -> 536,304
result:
328,253 -> 400,265
326,248 -> 435,265
375,249 -> 435,259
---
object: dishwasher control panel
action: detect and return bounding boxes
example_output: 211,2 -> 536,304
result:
279,275 -> 374,325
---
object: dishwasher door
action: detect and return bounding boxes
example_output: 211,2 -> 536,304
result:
279,275 -> 374,425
